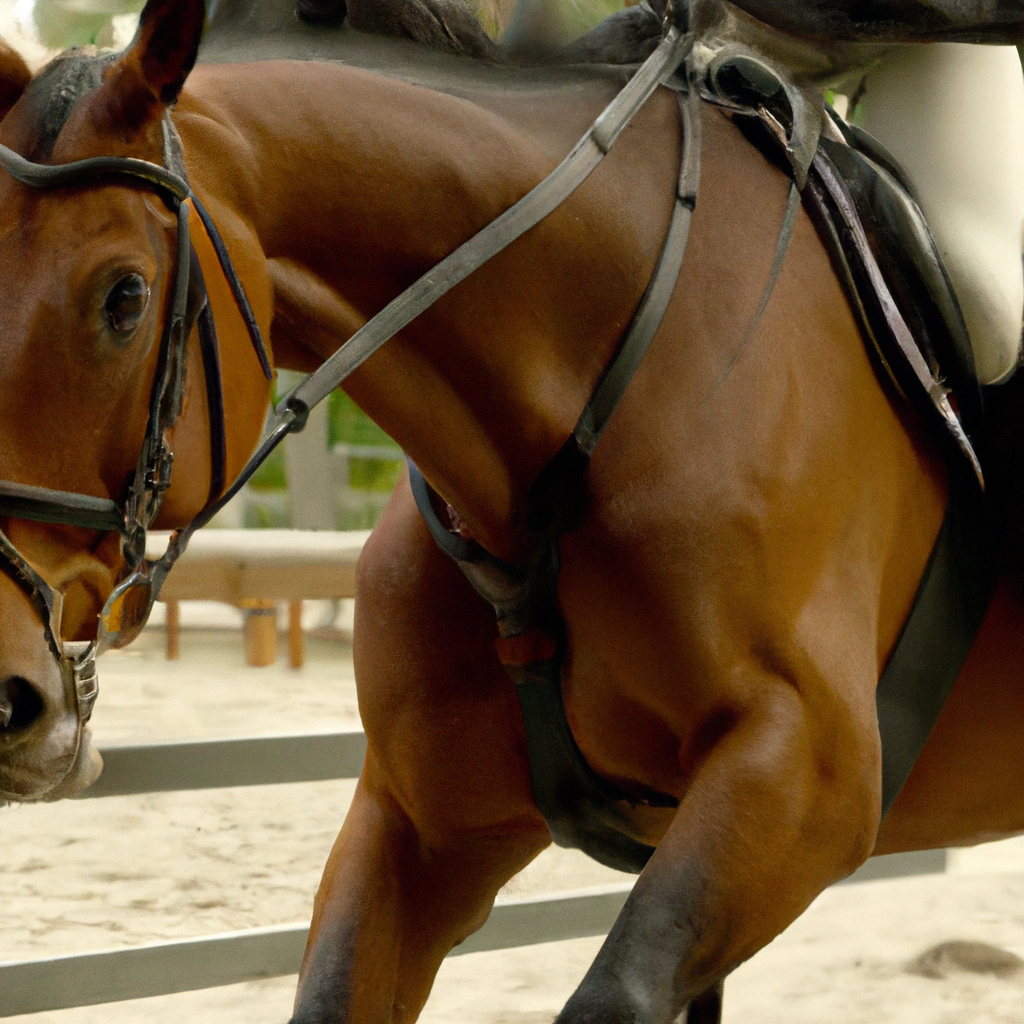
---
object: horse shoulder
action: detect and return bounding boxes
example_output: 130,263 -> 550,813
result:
553,104 -> 947,822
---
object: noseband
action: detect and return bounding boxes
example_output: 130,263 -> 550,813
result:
0,117 -> 273,791
0,11 -> 693,795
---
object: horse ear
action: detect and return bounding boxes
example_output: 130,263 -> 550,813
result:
96,0 -> 205,129
127,0 -> 205,104
0,40 -> 31,122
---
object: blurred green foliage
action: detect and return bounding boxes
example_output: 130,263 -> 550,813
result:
333,388 -> 402,495
328,391 -> 400,449
249,389 -> 399,494
554,0 -> 623,39
349,455 -> 403,492
248,448 -> 288,491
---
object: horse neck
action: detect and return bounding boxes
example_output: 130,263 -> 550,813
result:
175,60 -> 675,559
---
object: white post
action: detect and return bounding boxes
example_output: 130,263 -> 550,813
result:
278,370 -> 335,530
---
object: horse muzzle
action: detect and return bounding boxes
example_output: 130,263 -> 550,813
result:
0,624 -> 102,802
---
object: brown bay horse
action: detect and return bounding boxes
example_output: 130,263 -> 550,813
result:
0,0 -> 1021,1020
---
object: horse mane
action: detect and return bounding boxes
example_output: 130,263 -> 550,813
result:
18,48 -> 116,158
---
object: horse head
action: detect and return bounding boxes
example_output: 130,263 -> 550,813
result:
0,0 -> 260,803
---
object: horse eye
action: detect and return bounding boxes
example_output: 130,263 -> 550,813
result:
104,274 -> 150,336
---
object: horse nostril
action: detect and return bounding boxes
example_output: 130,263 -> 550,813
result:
0,677 -> 44,732
295,0 -> 347,25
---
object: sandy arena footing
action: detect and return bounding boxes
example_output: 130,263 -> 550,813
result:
4,610 -> 1024,1024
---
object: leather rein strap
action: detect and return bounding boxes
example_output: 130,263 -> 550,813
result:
573,80 -> 701,457
0,12 -> 694,662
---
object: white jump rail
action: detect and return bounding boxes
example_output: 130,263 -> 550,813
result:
0,881 -> 638,1016
0,728 -> 948,1017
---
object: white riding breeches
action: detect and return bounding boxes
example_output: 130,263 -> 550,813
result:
857,43 -> 1024,385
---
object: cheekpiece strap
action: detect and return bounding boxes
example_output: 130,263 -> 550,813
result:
0,531 -> 61,663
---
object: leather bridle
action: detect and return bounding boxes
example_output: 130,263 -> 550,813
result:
0,117 -> 273,788
0,8 -> 693,795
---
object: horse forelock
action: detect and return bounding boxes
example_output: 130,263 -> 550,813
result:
20,48 -> 117,159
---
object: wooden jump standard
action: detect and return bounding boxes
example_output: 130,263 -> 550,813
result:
148,529 -> 369,668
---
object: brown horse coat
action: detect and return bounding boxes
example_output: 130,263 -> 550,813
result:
0,1 -> 1021,1020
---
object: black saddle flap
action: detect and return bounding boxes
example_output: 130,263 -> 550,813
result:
817,134 -> 984,445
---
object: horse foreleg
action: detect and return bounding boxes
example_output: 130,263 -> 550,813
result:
290,476 -> 550,1023
290,752 -> 546,1024
555,690 -> 881,1024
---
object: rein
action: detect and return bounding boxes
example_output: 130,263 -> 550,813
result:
0,10 -> 693,795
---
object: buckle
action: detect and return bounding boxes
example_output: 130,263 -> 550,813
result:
145,442 -> 174,494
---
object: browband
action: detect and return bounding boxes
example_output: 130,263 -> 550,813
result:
0,143 -> 190,201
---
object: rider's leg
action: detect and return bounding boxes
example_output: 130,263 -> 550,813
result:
858,43 -> 1024,384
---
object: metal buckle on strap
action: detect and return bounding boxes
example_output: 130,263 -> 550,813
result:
704,46 -> 821,189
144,441 -> 174,496
61,641 -> 98,725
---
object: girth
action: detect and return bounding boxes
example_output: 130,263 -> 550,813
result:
411,465 -> 672,873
